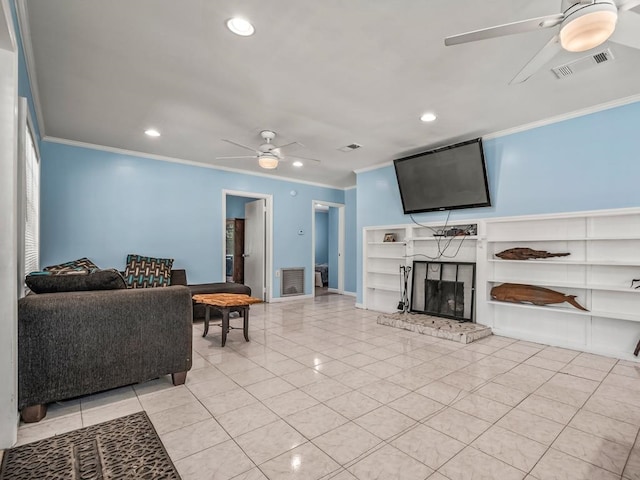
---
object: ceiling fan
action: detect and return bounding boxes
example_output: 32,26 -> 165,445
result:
216,130 -> 321,170
445,0 -> 640,83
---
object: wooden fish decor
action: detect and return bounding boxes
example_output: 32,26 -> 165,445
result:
496,248 -> 570,260
490,283 -> 588,311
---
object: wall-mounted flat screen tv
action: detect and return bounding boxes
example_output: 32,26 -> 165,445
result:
393,138 -> 491,214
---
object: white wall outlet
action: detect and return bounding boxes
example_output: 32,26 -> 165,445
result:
275,269 -> 280,277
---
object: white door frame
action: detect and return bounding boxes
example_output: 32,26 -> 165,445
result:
222,190 -> 273,302
311,200 -> 345,295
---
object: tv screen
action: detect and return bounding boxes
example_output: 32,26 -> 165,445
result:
393,138 -> 491,214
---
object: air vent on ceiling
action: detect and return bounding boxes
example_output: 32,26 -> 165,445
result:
338,143 -> 362,152
551,48 -> 615,79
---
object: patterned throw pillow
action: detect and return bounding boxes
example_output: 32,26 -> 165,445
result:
124,254 -> 174,288
43,257 -> 99,274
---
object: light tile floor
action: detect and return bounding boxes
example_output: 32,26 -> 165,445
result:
14,295 -> 640,480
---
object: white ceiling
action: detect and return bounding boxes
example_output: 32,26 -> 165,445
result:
20,0 -> 640,188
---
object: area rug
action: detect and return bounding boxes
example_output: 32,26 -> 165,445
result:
0,411 -> 181,480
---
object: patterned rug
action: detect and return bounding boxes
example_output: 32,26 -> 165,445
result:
0,412 -> 180,480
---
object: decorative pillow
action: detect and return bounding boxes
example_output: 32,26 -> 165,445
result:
43,257 -> 99,274
26,269 -> 127,294
124,254 -> 174,288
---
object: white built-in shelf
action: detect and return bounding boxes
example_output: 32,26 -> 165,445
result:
409,235 -> 478,242
487,300 -> 640,323
488,259 -> 640,267
367,270 -> 401,275
489,236 -> 640,242
367,241 -> 407,245
366,284 -> 401,292
487,278 -> 640,294
368,255 -> 405,260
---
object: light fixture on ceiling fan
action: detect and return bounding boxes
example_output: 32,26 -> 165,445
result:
445,0 -> 640,83
257,153 -> 279,169
216,130 -> 321,169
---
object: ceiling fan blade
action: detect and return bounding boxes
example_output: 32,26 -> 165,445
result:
221,139 -> 260,153
510,34 -> 562,84
608,10 -> 640,49
273,141 -> 303,150
215,155 -> 256,160
618,0 -> 640,12
444,14 -> 564,46
288,155 -> 321,164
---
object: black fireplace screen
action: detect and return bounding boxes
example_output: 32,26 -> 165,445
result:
411,261 -> 475,322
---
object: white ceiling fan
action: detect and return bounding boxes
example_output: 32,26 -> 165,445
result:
216,130 -> 321,170
445,0 -> 640,83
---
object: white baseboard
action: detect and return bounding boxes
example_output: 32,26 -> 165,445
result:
355,303 -> 366,309
343,291 -> 356,297
328,288 -> 341,293
270,294 -> 314,303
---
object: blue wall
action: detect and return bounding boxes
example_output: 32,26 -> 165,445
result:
328,207 -> 339,289
226,195 -> 257,219
315,211 -> 328,264
40,141 -> 346,295
356,100 -> 640,302
344,188 -> 357,293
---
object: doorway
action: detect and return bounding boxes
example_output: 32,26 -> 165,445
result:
222,190 -> 273,302
311,200 -> 345,297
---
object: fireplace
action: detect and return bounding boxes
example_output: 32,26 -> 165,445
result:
411,261 -> 475,322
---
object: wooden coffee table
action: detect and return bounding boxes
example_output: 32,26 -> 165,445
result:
192,293 -> 262,346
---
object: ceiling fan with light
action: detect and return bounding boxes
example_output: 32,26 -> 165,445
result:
216,130 -> 321,169
445,0 -> 640,83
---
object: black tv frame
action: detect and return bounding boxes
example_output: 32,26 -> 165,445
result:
393,138 -> 491,215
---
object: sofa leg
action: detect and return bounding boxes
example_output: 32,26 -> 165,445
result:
172,371 -> 187,386
21,404 -> 47,423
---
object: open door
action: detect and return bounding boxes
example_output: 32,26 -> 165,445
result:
244,199 -> 266,300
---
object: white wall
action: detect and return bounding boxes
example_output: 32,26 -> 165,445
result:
0,0 -> 18,449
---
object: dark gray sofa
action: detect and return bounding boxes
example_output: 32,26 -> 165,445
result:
18,269 -> 193,422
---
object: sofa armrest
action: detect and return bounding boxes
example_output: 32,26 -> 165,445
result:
188,282 -> 251,296
18,286 -> 193,409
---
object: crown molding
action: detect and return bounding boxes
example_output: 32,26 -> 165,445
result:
42,136 -> 352,190
15,0 -> 45,139
355,94 -> 640,177
483,93 -> 640,140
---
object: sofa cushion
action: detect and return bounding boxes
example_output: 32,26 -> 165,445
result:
124,254 -> 174,288
43,257 -> 99,274
26,268 -> 127,294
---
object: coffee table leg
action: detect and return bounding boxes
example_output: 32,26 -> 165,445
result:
243,307 -> 250,342
221,309 -> 229,347
202,305 -> 210,337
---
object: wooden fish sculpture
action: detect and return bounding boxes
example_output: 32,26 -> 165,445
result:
496,248 -> 570,260
490,283 -> 588,311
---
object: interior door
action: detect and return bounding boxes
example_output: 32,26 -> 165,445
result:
244,199 -> 266,300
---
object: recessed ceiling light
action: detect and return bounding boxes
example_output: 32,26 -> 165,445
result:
226,17 -> 255,36
292,161 -> 303,167
420,112 -> 437,122
144,129 -> 161,137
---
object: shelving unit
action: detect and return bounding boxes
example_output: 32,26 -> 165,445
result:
363,223 -> 478,313
480,208 -> 640,360
363,208 -> 640,360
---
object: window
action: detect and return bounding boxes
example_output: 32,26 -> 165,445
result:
18,97 -> 39,295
